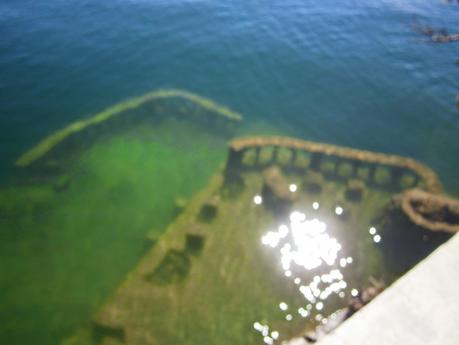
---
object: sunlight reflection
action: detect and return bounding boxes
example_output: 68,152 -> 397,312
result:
369,226 -> 382,243
253,195 -> 263,205
279,302 -> 288,311
253,322 -> 264,332
264,336 -> 273,345
276,213 -> 341,271
256,209 -> 356,342
299,307 -> 309,317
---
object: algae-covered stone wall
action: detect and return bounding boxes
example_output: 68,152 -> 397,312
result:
16,89 -> 243,168
225,136 -> 442,194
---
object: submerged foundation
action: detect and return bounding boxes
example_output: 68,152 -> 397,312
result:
63,134 -> 452,345
0,90 -> 243,345
2,90 -> 456,345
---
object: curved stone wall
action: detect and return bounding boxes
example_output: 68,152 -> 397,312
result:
225,136 -> 442,193
16,89 -> 243,168
399,189 -> 459,233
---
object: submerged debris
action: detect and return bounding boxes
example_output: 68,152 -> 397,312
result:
302,278 -> 385,343
261,166 -> 299,213
412,21 -> 459,43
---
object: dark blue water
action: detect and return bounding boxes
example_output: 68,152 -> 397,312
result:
1,0 -> 458,192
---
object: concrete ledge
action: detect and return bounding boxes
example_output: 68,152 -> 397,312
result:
318,234 -> 459,345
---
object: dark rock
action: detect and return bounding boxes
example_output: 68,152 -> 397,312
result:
185,234 -> 205,256
345,179 -> 366,201
198,195 -> 219,222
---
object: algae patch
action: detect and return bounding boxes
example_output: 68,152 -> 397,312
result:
0,90 -> 242,345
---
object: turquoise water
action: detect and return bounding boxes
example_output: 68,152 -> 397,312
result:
0,1 -> 458,344
1,0 -> 458,191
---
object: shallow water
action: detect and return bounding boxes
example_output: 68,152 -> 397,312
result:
0,1 -> 458,344
0,116 -> 229,345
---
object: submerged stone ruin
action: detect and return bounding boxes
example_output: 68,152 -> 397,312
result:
63,132 -> 457,345
9,90 -> 458,345
15,89 -> 242,171
0,89 -> 244,345
224,136 -> 441,193
397,189 -> 459,233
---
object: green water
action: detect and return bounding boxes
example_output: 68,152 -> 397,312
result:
0,116 -> 230,344
0,86 -> 454,345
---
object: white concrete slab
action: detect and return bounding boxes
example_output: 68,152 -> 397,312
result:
318,234 -> 459,345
